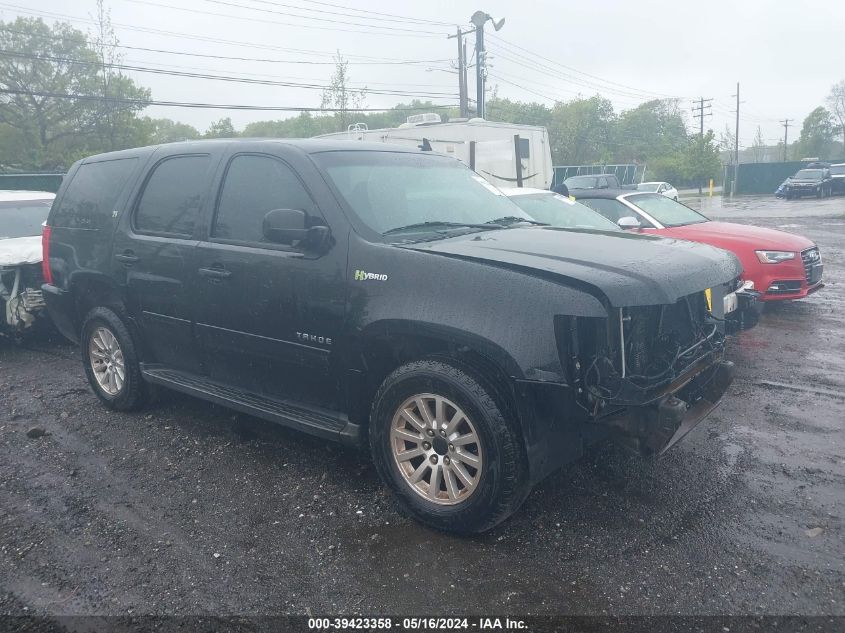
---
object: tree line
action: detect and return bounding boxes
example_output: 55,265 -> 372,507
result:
1,13 -> 843,185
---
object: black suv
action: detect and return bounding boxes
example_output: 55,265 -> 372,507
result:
783,167 -> 834,199
43,140 -> 740,532
830,163 -> 845,195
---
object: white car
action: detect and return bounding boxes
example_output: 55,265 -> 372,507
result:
637,181 -> 678,200
0,190 -> 55,335
501,187 -> 623,231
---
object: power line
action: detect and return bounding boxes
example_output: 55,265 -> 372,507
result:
121,0 -> 449,37
123,56 -> 453,89
214,0 -> 456,27
487,33 -> 687,101
0,87 -> 460,111
486,44 -> 666,104
0,49 -> 459,99
0,24 -> 453,66
489,66 -> 646,108
0,4 -> 447,55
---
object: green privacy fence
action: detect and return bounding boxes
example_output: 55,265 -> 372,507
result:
724,161 -> 807,195
0,173 -> 65,193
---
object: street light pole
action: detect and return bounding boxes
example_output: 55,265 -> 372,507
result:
470,10 -> 505,121
471,11 -> 487,120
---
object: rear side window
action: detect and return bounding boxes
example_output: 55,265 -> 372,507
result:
213,154 -> 316,243
135,155 -> 211,236
580,198 -> 647,224
52,158 -> 137,230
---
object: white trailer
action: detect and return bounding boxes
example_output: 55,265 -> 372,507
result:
317,114 -> 553,190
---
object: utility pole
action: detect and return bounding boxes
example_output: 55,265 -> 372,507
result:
691,97 -> 713,194
470,10 -> 505,120
471,12 -> 487,120
781,119 -> 792,162
731,83 -> 744,196
732,83 -> 742,164
692,97 -> 713,138
448,27 -> 470,118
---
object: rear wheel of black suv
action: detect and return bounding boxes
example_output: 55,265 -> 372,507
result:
81,306 -> 149,411
369,359 -> 529,533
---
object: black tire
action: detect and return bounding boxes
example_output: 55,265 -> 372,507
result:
369,359 -> 529,533
81,306 -> 149,411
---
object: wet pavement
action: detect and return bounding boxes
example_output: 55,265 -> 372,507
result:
0,195 -> 843,617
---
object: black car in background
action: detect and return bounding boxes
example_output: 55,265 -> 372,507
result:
782,167 -> 833,199
830,163 -> 845,194
42,139 -> 741,533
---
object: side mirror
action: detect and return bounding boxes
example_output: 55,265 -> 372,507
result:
617,216 -> 641,229
262,209 -> 330,249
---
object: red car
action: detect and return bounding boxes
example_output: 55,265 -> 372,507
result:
577,191 -> 824,302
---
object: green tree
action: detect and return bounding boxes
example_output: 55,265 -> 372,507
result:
547,95 -> 615,164
204,117 -> 237,139
826,80 -> 845,156
320,52 -> 366,131
486,96 -> 552,128
797,106 -> 834,159
0,16 -> 149,169
612,99 -> 687,164
683,130 -> 722,190
140,117 -> 201,144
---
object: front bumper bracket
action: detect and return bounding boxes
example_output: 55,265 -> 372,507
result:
606,360 -> 736,456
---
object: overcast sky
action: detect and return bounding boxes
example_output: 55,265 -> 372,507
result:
4,0 -> 844,150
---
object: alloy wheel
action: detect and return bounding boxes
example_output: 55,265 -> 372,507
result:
390,393 -> 483,505
89,326 -> 125,396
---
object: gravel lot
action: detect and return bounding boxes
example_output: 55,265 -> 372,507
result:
1,195 -> 843,618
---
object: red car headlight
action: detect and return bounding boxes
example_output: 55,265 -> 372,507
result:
755,250 -> 796,264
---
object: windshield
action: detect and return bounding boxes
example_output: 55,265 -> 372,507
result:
794,169 -> 823,180
563,175 -> 600,189
625,193 -> 708,227
0,199 -> 53,239
313,151 -> 531,238
636,183 -> 660,192
508,193 -> 620,231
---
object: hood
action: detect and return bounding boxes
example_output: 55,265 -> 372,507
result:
404,227 -> 741,307
663,221 -> 815,252
0,236 -> 42,267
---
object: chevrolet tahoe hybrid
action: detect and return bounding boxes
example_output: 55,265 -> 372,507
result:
43,140 -> 742,532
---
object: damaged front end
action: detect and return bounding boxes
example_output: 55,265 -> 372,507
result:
564,289 -> 735,455
0,263 -> 47,336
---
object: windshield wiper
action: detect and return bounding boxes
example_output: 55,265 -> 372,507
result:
383,221 -> 503,235
486,216 -> 549,226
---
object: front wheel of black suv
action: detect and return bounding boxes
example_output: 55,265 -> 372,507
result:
81,306 -> 149,411
369,359 -> 530,533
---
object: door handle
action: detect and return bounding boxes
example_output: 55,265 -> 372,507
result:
198,266 -> 232,279
115,252 -> 140,265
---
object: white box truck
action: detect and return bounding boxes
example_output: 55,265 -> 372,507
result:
317,114 -> 553,190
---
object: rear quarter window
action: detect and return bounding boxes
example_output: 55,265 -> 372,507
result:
51,158 -> 138,230
134,154 -> 211,237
